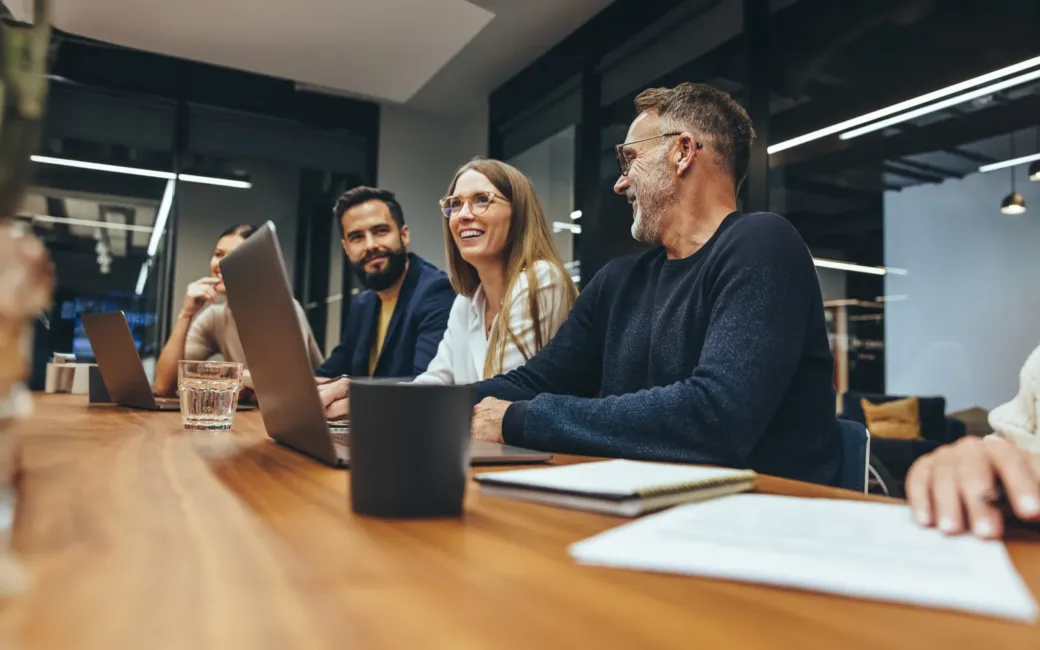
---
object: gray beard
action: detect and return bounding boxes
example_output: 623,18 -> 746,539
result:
630,159 -> 672,244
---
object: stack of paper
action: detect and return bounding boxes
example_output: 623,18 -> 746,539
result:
569,494 -> 1038,621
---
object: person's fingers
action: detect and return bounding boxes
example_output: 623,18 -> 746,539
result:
954,446 -> 1003,539
905,454 -> 936,526
986,438 -> 1040,522
317,378 -> 351,406
930,449 -> 966,535
325,397 -> 350,420
194,277 -> 221,286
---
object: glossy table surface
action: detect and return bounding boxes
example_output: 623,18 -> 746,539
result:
3,394 -> 1039,649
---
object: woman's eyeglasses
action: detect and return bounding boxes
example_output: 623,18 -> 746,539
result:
439,191 -> 509,219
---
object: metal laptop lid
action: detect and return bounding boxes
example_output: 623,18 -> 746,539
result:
219,221 -> 339,466
81,311 -> 159,410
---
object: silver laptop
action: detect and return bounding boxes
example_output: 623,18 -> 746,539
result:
219,221 -> 551,468
81,311 -> 181,411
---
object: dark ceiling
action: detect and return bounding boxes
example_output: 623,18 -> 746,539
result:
603,0 -> 1040,261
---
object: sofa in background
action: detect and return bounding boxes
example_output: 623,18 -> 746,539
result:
840,392 -> 967,482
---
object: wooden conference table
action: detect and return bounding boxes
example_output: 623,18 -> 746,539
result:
2,394 -> 1039,649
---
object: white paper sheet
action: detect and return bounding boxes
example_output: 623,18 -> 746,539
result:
569,494 -> 1038,621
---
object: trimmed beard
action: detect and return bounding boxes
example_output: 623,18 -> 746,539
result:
351,243 -> 408,291
629,149 -> 673,244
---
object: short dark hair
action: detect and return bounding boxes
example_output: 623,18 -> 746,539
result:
333,186 -> 405,237
634,82 -> 755,189
216,224 -> 258,241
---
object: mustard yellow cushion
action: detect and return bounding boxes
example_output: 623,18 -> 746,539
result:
861,396 -> 921,440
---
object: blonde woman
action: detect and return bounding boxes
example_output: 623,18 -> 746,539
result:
318,159 -> 576,416
414,158 -> 577,384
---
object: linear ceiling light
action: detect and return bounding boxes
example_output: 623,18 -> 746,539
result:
553,222 -> 582,234
979,152 -> 1040,174
134,260 -> 150,295
31,155 -> 252,188
767,54 -> 1040,154
177,173 -> 252,189
813,258 -> 888,276
146,180 -> 176,257
839,68 -> 1040,141
22,213 -> 154,233
32,155 -> 175,179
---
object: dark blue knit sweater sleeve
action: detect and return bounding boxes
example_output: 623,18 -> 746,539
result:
516,216 -> 817,466
474,264 -> 606,403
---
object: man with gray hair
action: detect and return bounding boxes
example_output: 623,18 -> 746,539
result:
470,82 -> 842,485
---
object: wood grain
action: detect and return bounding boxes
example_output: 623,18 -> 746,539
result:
2,394 -> 1038,649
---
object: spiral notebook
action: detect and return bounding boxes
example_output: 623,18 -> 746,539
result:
475,459 -> 756,516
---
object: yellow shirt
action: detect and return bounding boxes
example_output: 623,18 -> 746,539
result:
369,296 -> 397,375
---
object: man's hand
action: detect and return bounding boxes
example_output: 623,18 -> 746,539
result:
905,436 -> 1040,539
182,277 -> 220,318
472,397 -> 511,444
317,377 -> 351,420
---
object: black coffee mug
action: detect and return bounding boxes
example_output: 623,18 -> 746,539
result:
349,380 -> 475,517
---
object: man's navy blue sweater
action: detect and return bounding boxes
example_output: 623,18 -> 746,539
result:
476,211 -> 841,485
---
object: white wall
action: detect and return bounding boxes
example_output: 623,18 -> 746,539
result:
173,159 -> 301,311
376,103 -> 489,270
885,166 -> 1040,412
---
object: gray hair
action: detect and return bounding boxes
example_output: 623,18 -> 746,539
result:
634,82 -> 755,189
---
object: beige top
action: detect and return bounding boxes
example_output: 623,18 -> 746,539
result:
185,300 -> 324,370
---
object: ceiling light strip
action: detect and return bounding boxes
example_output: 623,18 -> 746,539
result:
146,180 -> 176,257
839,68 -> 1040,141
31,155 -> 251,188
979,152 -> 1040,174
22,213 -> 154,233
31,155 -> 175,179
813,258 -> 888,276
135,260 -> 150,295
767,54 -> 1040,154
177,173 -> 252,189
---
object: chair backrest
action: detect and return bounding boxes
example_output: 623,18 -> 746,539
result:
837,419 -> 870,492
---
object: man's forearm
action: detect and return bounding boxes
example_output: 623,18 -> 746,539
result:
511,378 -> 780,466
153,311 -> 193,395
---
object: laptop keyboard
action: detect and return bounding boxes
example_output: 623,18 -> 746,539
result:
330,425 -> 349,460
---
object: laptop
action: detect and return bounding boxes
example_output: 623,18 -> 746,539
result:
82,311 -> 258,412
81,311 -> 182,411
219,221 -> 551,468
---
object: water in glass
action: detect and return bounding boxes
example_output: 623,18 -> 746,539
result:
178,361 -> 242,431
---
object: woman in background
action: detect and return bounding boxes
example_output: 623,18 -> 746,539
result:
153,224 -> 323,395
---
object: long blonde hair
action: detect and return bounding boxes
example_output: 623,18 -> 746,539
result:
442,158 -> 578,379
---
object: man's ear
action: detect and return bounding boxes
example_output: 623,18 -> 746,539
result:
399,224 -> 411,247
341,238 -> 349,256
676,133 -> 697,176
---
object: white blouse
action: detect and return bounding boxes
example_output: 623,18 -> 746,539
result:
413,261 -> 571,385
988,343 -> 1040,453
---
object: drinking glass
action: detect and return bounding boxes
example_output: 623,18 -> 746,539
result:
177,361 -> 243,430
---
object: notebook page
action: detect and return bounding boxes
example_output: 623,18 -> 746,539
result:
570,494 -> 1037,621
478,459 -> 752,497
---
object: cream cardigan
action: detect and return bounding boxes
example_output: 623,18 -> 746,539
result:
988,344 -> 1040,453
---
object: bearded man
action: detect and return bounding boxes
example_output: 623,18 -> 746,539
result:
317,186 -> 455,378
470,83 -> 842,485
